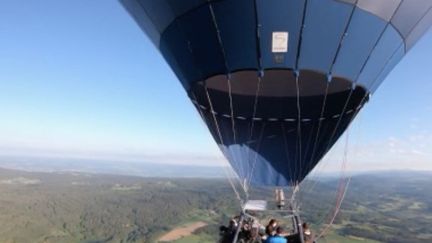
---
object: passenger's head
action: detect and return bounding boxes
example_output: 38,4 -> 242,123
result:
303,222 -> 312,236
243,223 -> 250,231
229,219 -> 237,228
268,219 -> 277,227
251,227 -> 259,237
276,226 -> 284,235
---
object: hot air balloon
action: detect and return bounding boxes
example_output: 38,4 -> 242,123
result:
120,0 -> 431,241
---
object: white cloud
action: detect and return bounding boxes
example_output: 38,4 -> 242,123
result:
310,131 -> 432,174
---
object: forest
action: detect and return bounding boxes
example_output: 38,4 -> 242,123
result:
0,167 -> 431,242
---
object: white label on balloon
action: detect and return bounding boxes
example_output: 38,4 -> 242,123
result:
272,32 -> 289,53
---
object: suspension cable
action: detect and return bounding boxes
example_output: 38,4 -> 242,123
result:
243,0 -> 264,192
293,0 -> 308,185
294,72 -> 303,183
314,128 -> 351,238
246,123 -> 266,192
307,0 -> 357,171
207,3 -> 250,191
191,93 -> 243,203
203,87 -> 244,204
281,123 -> 295,185
244,76 -> 263,191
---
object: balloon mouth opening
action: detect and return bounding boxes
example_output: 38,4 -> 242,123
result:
197,69 -> 366,98
189,68 -> 368,121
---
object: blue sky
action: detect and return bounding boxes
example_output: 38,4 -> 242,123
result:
0,1 -> 431,171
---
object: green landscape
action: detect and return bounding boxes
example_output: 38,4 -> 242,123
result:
0,167 -> 431,243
